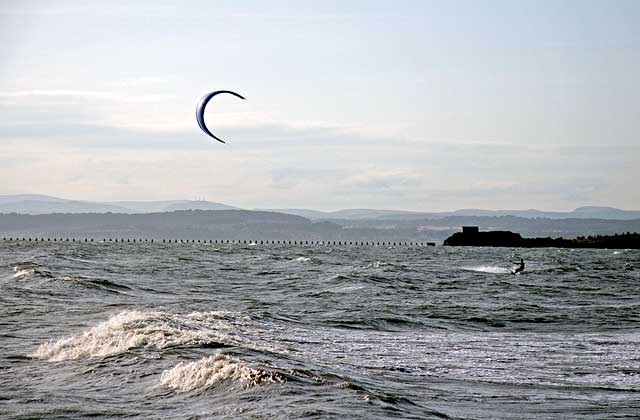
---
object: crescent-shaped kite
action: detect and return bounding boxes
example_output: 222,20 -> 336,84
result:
196,90 -> 246,143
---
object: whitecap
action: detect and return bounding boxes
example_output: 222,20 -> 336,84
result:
329,284 -> 366,293
13,267 -> 35,279
160,354 -> 284,392
31,310 -> 239,362
370,261 -> 389,269
461,265 -> 512,274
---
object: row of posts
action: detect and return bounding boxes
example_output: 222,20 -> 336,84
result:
1,237 -> 436,247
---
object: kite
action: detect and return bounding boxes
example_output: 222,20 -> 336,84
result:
195,90 -> 246,143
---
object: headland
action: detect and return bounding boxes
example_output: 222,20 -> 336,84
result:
444,226 -> 640,249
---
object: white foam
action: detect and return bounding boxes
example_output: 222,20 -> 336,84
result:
31,310 -> 238,362
331,285 -> 366,293
462,265 -> 511,274
160,355 -> 284,392
370,261 -> 389,269
13,267 -> 35,278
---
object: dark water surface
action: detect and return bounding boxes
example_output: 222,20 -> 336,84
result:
1,242 -> 639,419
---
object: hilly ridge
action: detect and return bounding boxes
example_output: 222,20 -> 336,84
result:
1,194 -> 640,221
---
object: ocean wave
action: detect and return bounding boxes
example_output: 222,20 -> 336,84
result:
13,267 -> 35,279
613,250 -> 631,255
326,314 -> 425,332
370,260 -> 389,269
461,265 -> 512,274
328,284 -> 366,293
330,375 -> 423,409
12,263 -> 53,279
160,354 -> 285,393
367,260 -> 406,271
31,310 -> 239,362
50,276 -> 132,293
11,264 -> 131,293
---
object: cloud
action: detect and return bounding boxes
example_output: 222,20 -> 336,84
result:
0,89 -> 171,104
115,77 -> 169,88
0,89 -> 638,210
270,167 -> 342,190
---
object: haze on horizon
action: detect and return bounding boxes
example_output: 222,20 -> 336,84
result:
1,0 -> 638,212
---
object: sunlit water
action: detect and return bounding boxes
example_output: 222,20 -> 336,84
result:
1,242 -> 639,419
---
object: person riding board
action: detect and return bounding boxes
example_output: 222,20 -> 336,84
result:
511,258 -> 525,275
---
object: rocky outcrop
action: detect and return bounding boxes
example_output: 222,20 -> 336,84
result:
444,229 -> 640,249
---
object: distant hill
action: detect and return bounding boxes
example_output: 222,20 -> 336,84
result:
443,206 -> 640,220
570,206 -> 640,220
2,194 -> 639,221
259,208 -> 333,220
261,208 -> 431,220
0,195 -> 238,214
0,198 -> 132,214
270,207 -> 640,221
0,194 -> 69,204
1,210 -> 639,242
0,210 -> 348,241
111,200 -> 238,213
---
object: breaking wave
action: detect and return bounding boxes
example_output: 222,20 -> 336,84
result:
13,267 -> 35,279
461,265 -> 512,274
160,354 -> 285,392
12,264 -> 53,279
369,261 -> 390,269
31,310 -> 240,362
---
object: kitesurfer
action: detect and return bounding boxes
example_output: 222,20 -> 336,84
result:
511,258 -> 525,275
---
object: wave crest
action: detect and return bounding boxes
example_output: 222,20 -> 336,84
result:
31,310 -> 237,362
462,265 -> 511,274
13,267 -> 35,278
12,263 -> 52,279
160,355 -> 285,392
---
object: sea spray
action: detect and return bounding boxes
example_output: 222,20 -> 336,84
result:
31,310 -> 239,362
12,267 -> 35,279
160,354 -> 285,392
461,265 -> 512,274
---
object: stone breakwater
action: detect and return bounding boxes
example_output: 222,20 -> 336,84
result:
1,236 -> 437,247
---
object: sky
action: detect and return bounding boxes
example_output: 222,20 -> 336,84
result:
1,0 -> 639,211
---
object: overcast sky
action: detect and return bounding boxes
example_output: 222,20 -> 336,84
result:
1,0 -> 638,211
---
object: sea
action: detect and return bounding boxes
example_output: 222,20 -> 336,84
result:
1,241 -> 639,419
